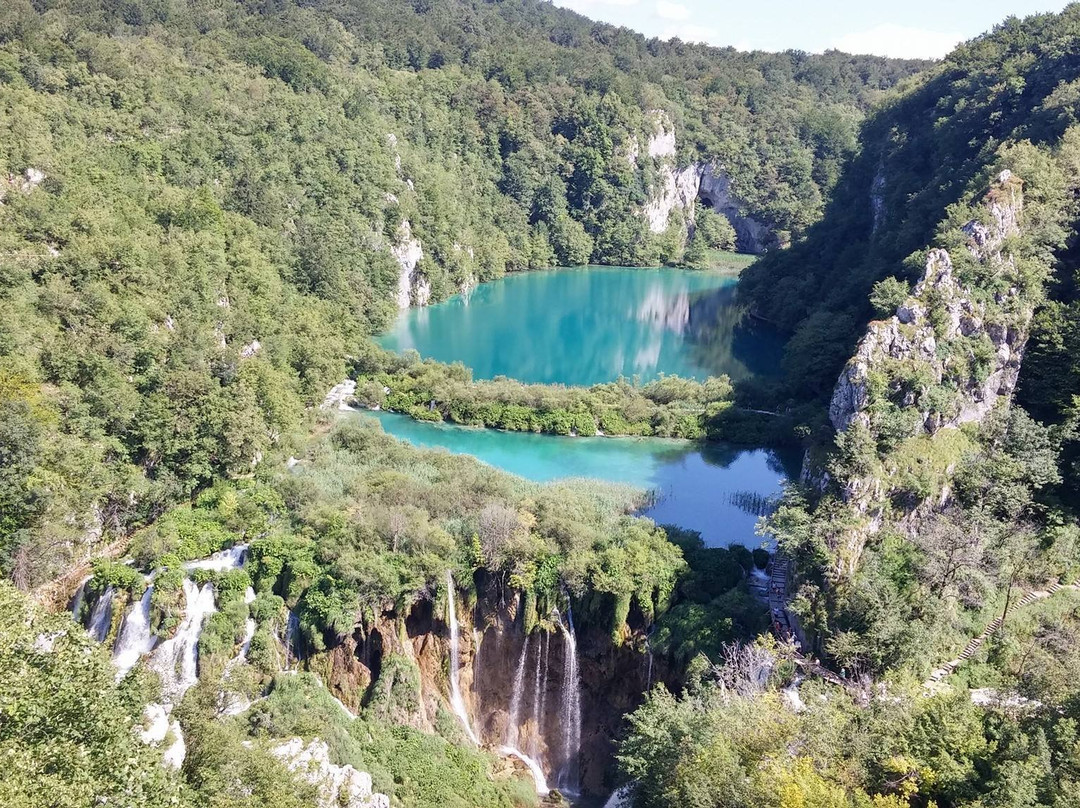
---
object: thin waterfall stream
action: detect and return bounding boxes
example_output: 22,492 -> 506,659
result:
530,632 -> 545,760
445,571 -> 480,746
506,636 -> 530,749
556,605 -> 583,795
87,584 -> 115,642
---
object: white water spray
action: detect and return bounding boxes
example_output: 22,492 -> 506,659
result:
445,571 -> 480,745
499,746 -> 550,795
113,585 -> 156,679
506,636 -> 530,749
184,544 -> 248,572
556,605 -> 583,795
230,587 -> 258,668
151,579 -> 218,701
87,585 -> 115,642
529,632 -> 544,759
536,631 -> 550,759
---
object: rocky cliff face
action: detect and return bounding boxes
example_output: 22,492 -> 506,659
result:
825,171 -> 1028,574
830,171 -> 1026,435
391,219 -> 429,309
640,111 -> 777,254
305,575 -> 659,798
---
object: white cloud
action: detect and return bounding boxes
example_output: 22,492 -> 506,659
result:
830,24 -> 961,60
655,1 -> 690,21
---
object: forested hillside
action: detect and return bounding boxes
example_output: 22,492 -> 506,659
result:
0,0 -> 924,586
615,9 -> 1080,808
16,2 -> 1080,808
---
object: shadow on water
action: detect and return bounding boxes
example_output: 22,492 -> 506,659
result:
683,284 -> 787,381
364,411 -> 800,549
378,267 -> 787,386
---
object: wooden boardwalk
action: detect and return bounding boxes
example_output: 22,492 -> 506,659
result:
926,581 -> 1076,685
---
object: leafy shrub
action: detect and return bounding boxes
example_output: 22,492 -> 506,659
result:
869,276 -> 911,317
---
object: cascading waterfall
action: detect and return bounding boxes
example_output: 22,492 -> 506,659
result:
113,585 -> 156,679
235,587 -> 257,665
284,610 -> 300,668
70,576 -> 91,621
184,543 -> 248,572
498,746 -> 550,796
556,605 -> 583,795
529,632 -> 545,760
536,632 -> 549,760
152,579 -> 218,701
506,636 -> 530,749
445,571 -> 480,745
87,585 -> 115,642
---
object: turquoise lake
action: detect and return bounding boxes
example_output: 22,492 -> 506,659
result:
374,266 -> 798,547
378,266 -> 784,385
365,410 -> 801,548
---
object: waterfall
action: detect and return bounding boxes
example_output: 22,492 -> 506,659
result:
232,588 -> 257,666
503,625 -> 548,796
113,585 -> 156,679
604,785 -> 635,808
87,585 -> 115,642
445,571 -> 480,745
498,746 -> 550,795
184,543 -> 248,572
284,610 -> 300,668
506,636 -> 530,749
151,579 -> 217,701
529,632 -> 544,759
556,605 -> 582,795
70,576 -> 91,622
536,631 -> 549,759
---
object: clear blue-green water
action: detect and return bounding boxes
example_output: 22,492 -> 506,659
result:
378,266 -> 784,385
365,410 -> 801,548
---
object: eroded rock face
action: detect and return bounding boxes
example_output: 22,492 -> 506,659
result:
312,575 -> 662,798
272,738 -> 389,808
639,112 -> 776,253
391,220 -> 428,309
824,171 -> 1028,574
697,164 -> 777,254
830,171 -> 1027,436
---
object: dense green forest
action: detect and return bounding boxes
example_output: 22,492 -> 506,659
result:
613,8 -> 1080,808
7,1 -> 1080,808
0,0 -> 923,585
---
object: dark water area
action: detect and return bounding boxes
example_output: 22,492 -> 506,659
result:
364,411 -> 801,549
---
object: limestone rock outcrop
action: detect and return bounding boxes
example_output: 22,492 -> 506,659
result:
830,171 -> 1027,436
272,738 -> 389,808
823,171 -> 1028,574
639,111 -> 776,253
0,167 -> 46,202
391,219 -> 429,309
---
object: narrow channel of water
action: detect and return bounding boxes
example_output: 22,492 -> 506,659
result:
362,411 -> 799,548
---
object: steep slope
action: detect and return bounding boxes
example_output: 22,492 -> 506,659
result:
759,6 -> 1080,676
0,0 -> 925,586
741,6 -> 1080,401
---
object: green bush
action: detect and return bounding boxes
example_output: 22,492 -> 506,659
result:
868,276 -> 911,317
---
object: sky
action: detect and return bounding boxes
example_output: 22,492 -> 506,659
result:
551,0 -> 1073,59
